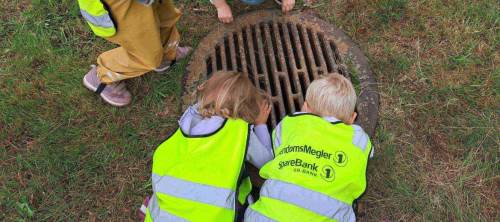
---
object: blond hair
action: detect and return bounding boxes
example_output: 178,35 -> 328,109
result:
305,73 -> 356,122
196,71 -> 267,123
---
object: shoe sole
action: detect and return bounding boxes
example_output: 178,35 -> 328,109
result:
155,47 -> 193,73
83,77 -> 129,107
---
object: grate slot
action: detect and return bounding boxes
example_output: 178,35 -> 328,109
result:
256,23 -> 277,97
237,30 -> 249,74
306,28 -> 320,68
224,36 -> 233,71
330,41 -> 343,70
290,24 -> 307,72
310,30 -> 328,76
263,22 -> 286,120
206,56 -> 213,77
262,23 -> 280,98
278,23 -> 299,95
233,33 -> 243,72
255,23 -> 275,97
215,45 -> 223,71
244,26 -> 259,84
279,76 -> 295,114
210,50 -> 218,74
242,27 -> 255,82
268,22 -> 282,72
287,23 -> 302,69
319,34 -> 335,73
228,34 -> 238,72
273,22 -> 289,76
294,97 -> 302,112
297,25 -> 317,81
298,72 -> 309,99
251,25 -> 264,74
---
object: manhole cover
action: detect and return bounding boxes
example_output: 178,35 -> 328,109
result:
183,10 -> 379,136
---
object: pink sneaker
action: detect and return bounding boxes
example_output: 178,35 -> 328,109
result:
154,46 -> 193,73
83,65 -> 132,107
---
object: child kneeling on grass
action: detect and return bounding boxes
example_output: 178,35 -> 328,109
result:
245,73 -> 374,222
142,71 -> 273,222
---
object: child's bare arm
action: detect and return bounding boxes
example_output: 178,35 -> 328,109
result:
281,0 -> 296,13
210,0 -> 234,23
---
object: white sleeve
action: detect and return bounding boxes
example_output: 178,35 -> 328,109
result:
245,129 -> 274,168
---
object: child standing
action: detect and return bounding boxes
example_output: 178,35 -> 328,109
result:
144,71 -> 273,222
245,73 -> 373,222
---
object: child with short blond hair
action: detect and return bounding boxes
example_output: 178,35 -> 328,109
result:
245,73 -> 373,222
142,71 -> 273,222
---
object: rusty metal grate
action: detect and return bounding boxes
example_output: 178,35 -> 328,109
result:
183,10 -> 379,136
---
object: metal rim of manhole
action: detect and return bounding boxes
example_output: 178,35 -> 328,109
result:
182,10 -> 379,136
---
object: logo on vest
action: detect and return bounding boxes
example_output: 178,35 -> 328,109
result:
321,165 -> 335,182
333,151 -> 348,167
279,158 -> 319,177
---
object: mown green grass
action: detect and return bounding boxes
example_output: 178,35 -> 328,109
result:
1,0 -> 498,221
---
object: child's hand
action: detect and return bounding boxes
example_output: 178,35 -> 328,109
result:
255,101 -> 272,125
215,2 -> 233,23
282,0 -> 295,13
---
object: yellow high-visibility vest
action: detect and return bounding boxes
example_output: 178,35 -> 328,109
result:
247,114 -> 372,222
145,118 -> 252,222
77,0 -> 116,37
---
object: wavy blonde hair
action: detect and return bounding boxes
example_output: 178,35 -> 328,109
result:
196,71 -> 268,123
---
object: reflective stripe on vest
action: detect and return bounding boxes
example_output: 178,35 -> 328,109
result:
77,0 -> 116,37
249,114 -> 371,222
148,118 -> 251,222
152,173 -> 235,209
148,194 -> 187,222
245,207 -> 276,222
260,179 -> 355,222
80,9 -> 114,28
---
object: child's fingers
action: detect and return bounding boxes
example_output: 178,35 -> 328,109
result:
266,103 -> 272,114
222,16 -> 233,23
282,0 -> 295,12
261,101 -> 271,110
262,102 -> 271,113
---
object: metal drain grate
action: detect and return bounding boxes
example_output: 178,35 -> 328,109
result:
183,10 -> 379,136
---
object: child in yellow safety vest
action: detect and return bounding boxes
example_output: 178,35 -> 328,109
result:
245,73 -> 374,222
140,71 -> 274,222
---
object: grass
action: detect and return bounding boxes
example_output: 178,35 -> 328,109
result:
1,0 -> 498,221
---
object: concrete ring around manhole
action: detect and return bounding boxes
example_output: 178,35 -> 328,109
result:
182,10 -> 379,137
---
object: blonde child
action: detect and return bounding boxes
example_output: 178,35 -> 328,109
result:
142,71 -> 273,222
245,73 -> 374,222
